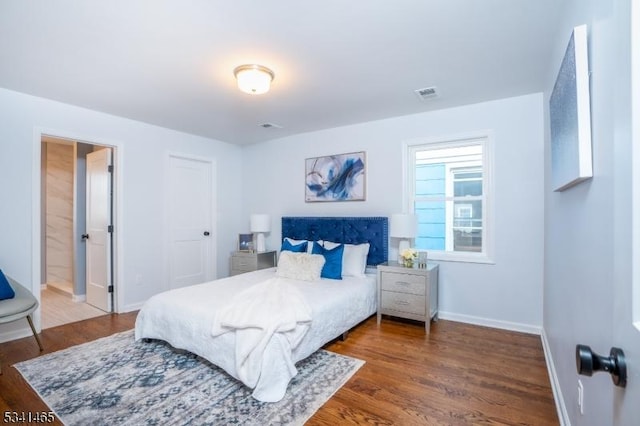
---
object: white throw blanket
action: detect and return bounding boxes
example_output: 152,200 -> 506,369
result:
211,277 -> 312,401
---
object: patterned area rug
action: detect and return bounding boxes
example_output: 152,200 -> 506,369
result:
15,330 -> 364,425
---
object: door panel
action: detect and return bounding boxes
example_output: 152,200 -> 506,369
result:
168,155 -> 214,289
614,2 -> 640,422
85,148 -> 111,312
173,240 -> 204,278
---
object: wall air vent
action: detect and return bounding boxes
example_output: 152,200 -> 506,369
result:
414,86 -> 439,101
259,122 -> 283,129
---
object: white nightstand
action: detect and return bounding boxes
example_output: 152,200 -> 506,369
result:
376,261 -> 439,335
230,251 -> 277,276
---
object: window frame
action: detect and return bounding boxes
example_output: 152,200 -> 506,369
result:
403,132 -> 495,264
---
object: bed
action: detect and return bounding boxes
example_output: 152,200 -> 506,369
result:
135,216 -> 388,402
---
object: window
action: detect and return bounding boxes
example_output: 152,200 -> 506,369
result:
406,136 -> 493,262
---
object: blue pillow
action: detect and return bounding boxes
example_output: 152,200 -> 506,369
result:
312,241 -> 344,280
0,269 -> 16,300
281,239 -> 308,253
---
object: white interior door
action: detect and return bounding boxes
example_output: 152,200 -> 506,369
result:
85,148 -> 112,312
613,4 -> 640,422
168,155 -> 215,289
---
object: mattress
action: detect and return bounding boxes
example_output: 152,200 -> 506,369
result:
134,267 -> 376,401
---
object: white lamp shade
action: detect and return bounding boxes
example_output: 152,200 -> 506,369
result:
390,213 -> 418,238
250,214 -> 271,233
234,65 -> 274,95
250,214 -> 270,252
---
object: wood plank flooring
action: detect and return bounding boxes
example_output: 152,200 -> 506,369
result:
0,314 -> 558,425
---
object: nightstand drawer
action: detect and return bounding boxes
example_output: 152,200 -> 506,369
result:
380,272 -> 425,295
231,256 -> 258,271
381,291 -> 426,315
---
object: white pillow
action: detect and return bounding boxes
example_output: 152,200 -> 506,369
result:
276,251 -> 325,281
322,241 -> 370,278
284,237 -> 314,253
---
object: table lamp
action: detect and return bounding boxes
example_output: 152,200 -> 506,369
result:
390,213 -> 418,262
250,214 -> 271,252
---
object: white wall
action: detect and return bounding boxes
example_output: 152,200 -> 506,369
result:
0,88 -> 244,339
243,93 -> 545,332
543,0 -> 632,424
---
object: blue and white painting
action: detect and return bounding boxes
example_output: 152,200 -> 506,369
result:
305,152 -> 366,202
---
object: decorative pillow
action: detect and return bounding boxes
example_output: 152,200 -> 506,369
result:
323,241 -> 370,278
311,241 -> 344,280
0,269 -> 16,300
283,237 -> 314,253
276,251 -> 325,281
281,239 -> 308,253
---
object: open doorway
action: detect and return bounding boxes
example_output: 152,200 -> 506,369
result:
40,135 -> 115,328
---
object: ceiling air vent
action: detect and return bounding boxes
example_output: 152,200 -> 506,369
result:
414,86 -> 439,101
259,122 -> 282,129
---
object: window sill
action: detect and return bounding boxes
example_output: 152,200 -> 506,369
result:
423,251 -> 495,265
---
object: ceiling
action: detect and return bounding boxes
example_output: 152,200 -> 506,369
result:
0,1 -> 566,145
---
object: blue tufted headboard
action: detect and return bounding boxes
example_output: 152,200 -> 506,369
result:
281,216 -> 388,266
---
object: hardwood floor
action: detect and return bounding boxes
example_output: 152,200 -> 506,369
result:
0,314 -> 558,425
316,318 -> 558,425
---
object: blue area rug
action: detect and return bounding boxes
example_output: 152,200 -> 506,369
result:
15,330 -> 364,425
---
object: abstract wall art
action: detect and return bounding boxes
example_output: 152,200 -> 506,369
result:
305,151 -> 366,202
549,24 -> 593,192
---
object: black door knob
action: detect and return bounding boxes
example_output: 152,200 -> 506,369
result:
81,234 -> 89,240
576,344 -> 627,387
203,231 -> 210,236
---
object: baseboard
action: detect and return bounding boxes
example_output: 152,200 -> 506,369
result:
541,329 -> 570,426
437,311 -> 542,335
0,327 -> 33,344
72,294 -> 86,303
119,302 -> 145,313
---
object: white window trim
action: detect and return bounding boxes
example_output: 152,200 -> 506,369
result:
402,131 -> 495,264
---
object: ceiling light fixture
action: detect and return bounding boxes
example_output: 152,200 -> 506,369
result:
233,64 -> 275,95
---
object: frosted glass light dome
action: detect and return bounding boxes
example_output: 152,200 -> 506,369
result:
234,64 -> 275,95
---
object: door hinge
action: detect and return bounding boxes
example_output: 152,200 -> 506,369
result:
108,165 -> 114,173
108,225 -> 114,233
108,285 -> 114,293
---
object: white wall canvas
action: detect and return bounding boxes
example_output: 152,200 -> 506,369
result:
549,24 -> 593,192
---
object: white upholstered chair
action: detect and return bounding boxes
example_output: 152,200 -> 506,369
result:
0,275 -> 43,374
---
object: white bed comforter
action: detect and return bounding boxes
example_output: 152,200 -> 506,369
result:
134,268 -> 376,402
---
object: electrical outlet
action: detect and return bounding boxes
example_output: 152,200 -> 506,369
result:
577,379 -> 584,415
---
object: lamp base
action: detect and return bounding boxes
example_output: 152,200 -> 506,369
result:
397,239 -> 410,262
255,233 -> 266,252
